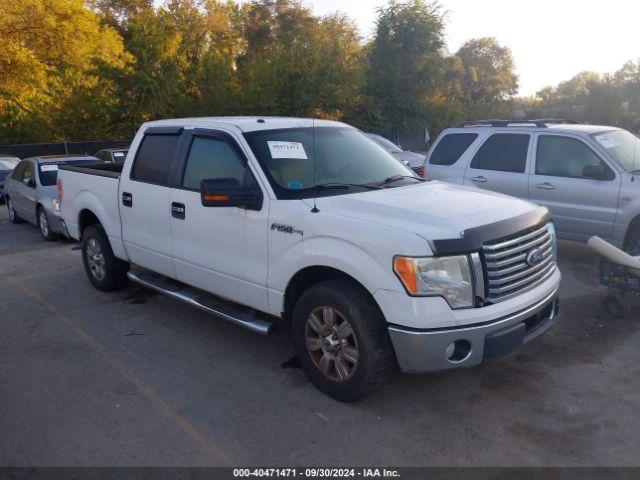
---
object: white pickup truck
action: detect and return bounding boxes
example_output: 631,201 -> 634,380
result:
58,117 -> 561,401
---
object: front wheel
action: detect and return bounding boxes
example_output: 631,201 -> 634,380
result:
81,224 -> 129,292
292,279 -> 396,402
38,207 -> 57,241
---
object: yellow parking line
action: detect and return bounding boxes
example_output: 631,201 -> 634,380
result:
1,270 -> 231,464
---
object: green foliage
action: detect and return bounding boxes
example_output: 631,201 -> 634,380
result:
366,0 -> 446,135
3,0 -> 636,146
0,0 -> 130,143
517,64 -> 640,129
236,2 -> 364,121
443,37 -> 518,122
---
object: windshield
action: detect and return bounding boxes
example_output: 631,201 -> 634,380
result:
0,158 -> 19,170
112,150 -> 128,161
368,134 -> 403,153
244,127 -> 412,198
38,159 -> 100,186
591,130 -> 640,173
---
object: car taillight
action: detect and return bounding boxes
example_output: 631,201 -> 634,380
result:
57,178 -> 63,204
413,165 -> 425,178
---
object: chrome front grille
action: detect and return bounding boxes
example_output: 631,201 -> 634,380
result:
482,223 -> 556,303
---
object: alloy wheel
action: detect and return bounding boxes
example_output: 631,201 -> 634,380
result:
304,306 -> 359,382
39,211 -> 49,238
86,238 -> 106,281
7,199 -> 15,222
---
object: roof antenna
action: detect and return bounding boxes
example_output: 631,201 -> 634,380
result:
311,116 -> 319,213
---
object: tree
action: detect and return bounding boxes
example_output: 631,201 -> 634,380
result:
366,0 -> 446,138
237,1 -> 365,120
88,0 -> 154,32
110,0 -> 253,133
445,37 -> 518,119
0,0 -> 130,143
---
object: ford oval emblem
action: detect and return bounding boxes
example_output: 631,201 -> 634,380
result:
526,248 -> 544,267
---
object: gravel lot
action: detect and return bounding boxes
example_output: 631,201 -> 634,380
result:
0,206 -> 638,467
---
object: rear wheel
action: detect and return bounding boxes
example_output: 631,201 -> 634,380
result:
625,223 -> 640,254
37,207 -> 57,241
604,294 -> 627,318
6,197 -> 22,224
292,279 -> 395,402
81,224 -> 129,291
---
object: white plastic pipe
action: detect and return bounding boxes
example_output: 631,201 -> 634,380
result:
588,236 -> 640,271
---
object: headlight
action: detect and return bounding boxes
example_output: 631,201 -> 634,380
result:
394,255 -> 474,309
547,221 -> 557,262
52,198 -> 61,212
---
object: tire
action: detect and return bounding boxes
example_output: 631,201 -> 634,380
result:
6,197 -> 23,224
291,279 -> 396,402
625,223 -> 640,254
604,294 -> 626,318
37,206 -> 57,241
81,224 -> 129,292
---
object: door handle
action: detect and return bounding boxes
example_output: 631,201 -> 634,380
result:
122,192 -> 133,207
535,182 -> 556,190
171,202 -> 185,219
471,176 -> 487,183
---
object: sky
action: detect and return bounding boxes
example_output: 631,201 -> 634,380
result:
297,0 -> 640,96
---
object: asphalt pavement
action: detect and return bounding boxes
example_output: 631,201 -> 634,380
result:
1,206 -> 638,467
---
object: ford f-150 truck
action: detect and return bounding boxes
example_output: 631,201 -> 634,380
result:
58,117 -> 561,401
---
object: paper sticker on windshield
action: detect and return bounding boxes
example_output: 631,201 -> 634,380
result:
113,152 -> 125,157
268,141 -> 308,159
595,134 -> 620,149
40,164 -> 58,172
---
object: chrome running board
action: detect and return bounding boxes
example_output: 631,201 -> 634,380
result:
127,270 -> 273,335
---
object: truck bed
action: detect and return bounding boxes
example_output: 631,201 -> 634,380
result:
58,162 -> 124,254
58,162 -> 123,178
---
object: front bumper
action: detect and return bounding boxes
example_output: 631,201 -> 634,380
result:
388,288 -> 559,373
47,210 -> 70,238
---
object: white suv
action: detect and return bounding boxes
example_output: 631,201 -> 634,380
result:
424,120 -> 640,251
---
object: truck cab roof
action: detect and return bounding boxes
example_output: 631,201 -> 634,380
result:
142,116 -> 349,133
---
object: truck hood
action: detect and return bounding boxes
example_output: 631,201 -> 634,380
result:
314,181 -> 537,243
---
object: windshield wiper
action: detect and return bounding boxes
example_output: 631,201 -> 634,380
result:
378,175 -> 425,186
315,183 -> 383,191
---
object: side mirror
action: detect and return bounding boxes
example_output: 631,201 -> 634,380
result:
23,177 -> 35,188
583,164 -> 612,181
200,178 -> 262,210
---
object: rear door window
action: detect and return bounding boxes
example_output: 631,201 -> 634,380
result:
131,134 -> 180,185
11,161 -> 27,180
471,134 -> 530,173
23,162 -> 35,186
429,133 -> 478,165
